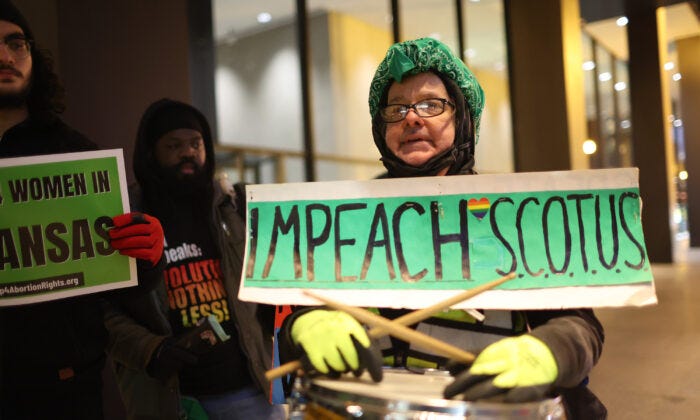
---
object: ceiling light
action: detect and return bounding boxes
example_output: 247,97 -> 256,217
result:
598,72 -> 612,82
664,62 -> 675,71
582,61 -> 595,71
673,119 -> 683,127
583,139 -> 597,155
614,82 -> 627,91
679,170 -> 688,181
672,73 -> 682,81
257,12 -> 272,23
616,16 -> 628,26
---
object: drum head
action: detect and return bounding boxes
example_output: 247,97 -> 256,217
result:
303,369 -> 564,419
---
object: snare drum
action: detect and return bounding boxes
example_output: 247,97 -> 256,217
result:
292,369 -> 565,419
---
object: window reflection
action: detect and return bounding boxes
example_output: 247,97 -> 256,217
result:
212,0 -> 512,181
582,17 -> 632,170
581,2 -> 699,237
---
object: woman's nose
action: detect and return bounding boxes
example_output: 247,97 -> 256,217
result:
403,108 -> 424,126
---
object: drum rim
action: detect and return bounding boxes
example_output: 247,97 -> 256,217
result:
304,375 -> 564,417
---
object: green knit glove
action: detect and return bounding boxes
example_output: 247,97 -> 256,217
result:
291,309 -> 383,381
444,335 -> 558,402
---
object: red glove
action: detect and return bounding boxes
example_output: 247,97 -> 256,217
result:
109,212 -> 164,267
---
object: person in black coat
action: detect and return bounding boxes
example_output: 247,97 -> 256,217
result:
0,2 -> 165,418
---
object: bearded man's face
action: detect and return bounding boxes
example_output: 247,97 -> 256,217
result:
154,128 -> 208,190
0,21 -> 32,108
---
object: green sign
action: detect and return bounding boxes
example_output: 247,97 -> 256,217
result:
0,150 -> 134,305
240,169 -> 655,309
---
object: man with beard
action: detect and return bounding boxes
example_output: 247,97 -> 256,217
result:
105,99 -> 285,419
0,1 -> 166,418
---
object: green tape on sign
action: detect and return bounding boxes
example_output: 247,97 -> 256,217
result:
244,188 -> 649,290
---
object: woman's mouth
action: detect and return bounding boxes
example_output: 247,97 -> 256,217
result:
402,137 -> 431,146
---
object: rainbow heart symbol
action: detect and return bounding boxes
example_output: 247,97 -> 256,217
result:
468,197 -> 490,220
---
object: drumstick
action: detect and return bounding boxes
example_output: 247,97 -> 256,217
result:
304,290 -> 476,363
368,272 -> 515,336
264,273 -> 514,381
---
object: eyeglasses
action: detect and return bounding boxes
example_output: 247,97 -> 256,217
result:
0,35 -> 32,60
380,98 -> 455,123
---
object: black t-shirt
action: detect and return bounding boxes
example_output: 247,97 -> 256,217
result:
160,205 -> 253,396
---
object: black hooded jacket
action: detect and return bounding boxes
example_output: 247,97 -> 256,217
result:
104,99 -> 276,419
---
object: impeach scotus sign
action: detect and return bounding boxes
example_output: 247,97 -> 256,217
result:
239,168 -> 656,309
0,150 -> 135,305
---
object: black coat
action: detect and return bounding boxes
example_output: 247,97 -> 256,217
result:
0,116 -> 162,418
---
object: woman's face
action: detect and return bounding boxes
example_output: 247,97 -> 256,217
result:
384,72 -> 455,173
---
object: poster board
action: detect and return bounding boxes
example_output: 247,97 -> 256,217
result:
240,168 -> 655,309
0,149 -> 135,305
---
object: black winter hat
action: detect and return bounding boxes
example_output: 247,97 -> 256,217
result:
0,0 -> 34,40
146,102 -> 205,144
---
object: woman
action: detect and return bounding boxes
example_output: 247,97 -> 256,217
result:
281,38 -> 606,419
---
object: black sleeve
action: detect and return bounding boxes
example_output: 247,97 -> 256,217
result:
103,256 -> 165,302
256,303 -> 277,337
233,182 -> 247,219
526,309 -> 605,388
134,256 -> 167,293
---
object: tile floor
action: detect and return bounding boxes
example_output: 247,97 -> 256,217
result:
588,241 -> 700,419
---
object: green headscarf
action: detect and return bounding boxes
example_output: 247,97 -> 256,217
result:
369,37 -> 485,144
